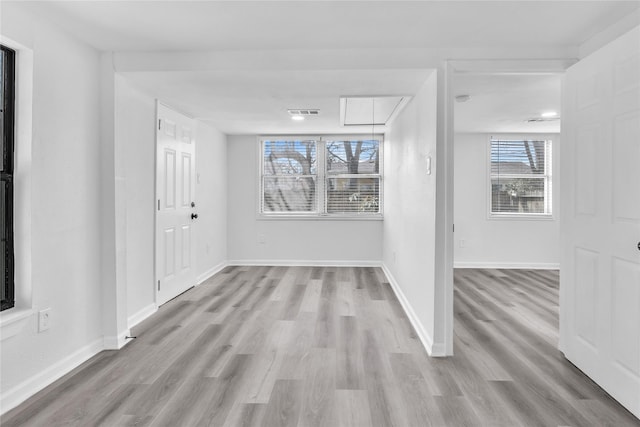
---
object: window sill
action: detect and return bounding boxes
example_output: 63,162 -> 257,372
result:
488,213 -> 554,221
258,214 -> 384,221
1,308 -> 34,341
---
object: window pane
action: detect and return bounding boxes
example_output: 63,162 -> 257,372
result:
327,177 -> 380,213
491,177 -> 546,213
0,240 -> 5,303
263,140 -> 316,175
0,180 -> 4,232
326,140 -> 379,175
0,181 -> 6,302
263,176 -> 316,212
0,48 -> 5,173
491,140 -> 546,175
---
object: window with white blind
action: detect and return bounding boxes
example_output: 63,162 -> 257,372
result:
489,139 -> 552,217
260,136 -> 383,217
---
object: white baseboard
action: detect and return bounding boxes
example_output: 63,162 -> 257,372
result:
227,259 -> 382,267
127,303 -> 158,329
0,338 -> 104,415
429,342 -> 446,357
103,330 -> 131,350
453,261 -> 560,270
196,261 -> 228,285
381,264 -> 439,357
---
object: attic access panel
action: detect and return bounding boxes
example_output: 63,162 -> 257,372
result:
340,96 -> 410,126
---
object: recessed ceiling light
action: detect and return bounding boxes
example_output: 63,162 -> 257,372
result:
291,115 -> 305,121
541,111 -> 558,118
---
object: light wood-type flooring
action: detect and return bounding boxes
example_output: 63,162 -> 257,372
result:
3,266 -> 639,426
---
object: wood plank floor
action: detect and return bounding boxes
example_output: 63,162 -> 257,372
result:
3,266 -> 639,426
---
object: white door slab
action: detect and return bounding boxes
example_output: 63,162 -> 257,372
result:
560,26 -> 640,419
156,103 -> 197,305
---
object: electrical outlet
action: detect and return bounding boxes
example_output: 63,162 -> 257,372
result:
38,308 -> 51,332
258,234 -> 266,244
459,239 -> 466,248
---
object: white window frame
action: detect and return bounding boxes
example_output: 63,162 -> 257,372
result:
258,135 -> 383,219
487,138 -> 553,220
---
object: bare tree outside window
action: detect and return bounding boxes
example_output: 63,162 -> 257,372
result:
326,140 -> 380,213
260,137 -> 382,216
262,140 -> 317,212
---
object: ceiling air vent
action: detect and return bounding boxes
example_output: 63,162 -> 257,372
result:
288,109 -> 320,116
526,117 -> 560,123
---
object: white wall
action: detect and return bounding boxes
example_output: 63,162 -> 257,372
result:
114,76 -> 156,326
0,6 -> 230,411
454,133 -> 560,268
195,121 -> 228,280
227,135 -> 382,265
114,81 -> 229,326
1,4 -> 104,409
382,71 -> 440,353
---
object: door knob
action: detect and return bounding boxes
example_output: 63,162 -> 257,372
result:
191,213 -> 198,220
637,241 -> 640,251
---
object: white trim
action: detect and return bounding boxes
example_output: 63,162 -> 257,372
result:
454,262 -> 560,270
127,303 -> 158,329
103,330 -> 131,350
228,259 -> 381,268
381,264 -> 443,357
578,12 -> 640,59
0,308 -> 33,341
448,59 -> 576,74
257,214 -> 384,221
0,338 -> 103,415
196,261 -> 228,285
487,213 -> 554,221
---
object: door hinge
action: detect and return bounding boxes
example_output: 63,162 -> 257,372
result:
158,280 -> 161,291
158,119 -> 161,130
158,199 -> 160,211
453,224 -> 455,232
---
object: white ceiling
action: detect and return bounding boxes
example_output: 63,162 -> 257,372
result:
122,69 -> 432,134
5,1 -> 638,134
17,1 -> 640,52
454,73 -> 562,133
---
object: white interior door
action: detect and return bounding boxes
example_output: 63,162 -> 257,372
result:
560,26 -> 640,418
156,103 -> 197,305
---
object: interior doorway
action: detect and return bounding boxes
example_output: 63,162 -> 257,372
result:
446,51 -> 640,421
444,60 -> 571,357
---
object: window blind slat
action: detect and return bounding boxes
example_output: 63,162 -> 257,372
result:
263,176 -> 317,212
491,140 -> 546,175
326,177 -> 380,213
